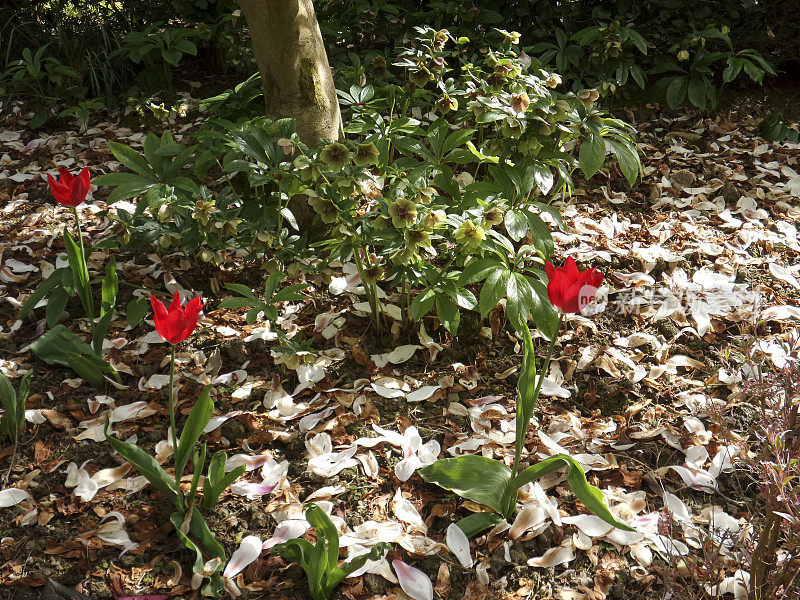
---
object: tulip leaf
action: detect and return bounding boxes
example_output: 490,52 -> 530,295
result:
514,322 -> 538,478
105,415 -> 180,509
174,385 -> 214,481
510,454 -> 635,532
456,512 -> 504,538
66,353 -> 105,388
202,459 -> 245,510
170,509 -> 226,597
125,297 -> 149,329
18,268 -> 66,321
93,257 -> 118,354
419,455 -> 511,515
170,509 -> 205,574
62,229 -> 92,321
306,504 -> 339,569
46,286 -> 69,328
0,372 -> 18,444
188,507 -> 226,562
31,325 -> 120,386
328,542 -> 391,590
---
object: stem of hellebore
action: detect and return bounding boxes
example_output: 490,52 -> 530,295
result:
72,207 -> 95,337
401,269 -> 410,330
168,345 -> 181,497
353,249 -> 382,336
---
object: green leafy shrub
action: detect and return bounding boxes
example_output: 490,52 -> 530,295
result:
97,26 -> 641,339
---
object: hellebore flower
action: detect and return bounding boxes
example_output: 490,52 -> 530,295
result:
510,91 -> 530,114
308,195 -> 339,223
320,142 -> 352,169
423,209 -> 445,229
388,198 -> 417,229
47,167 -> 91,207
544,257 -> 603,314
481,206 -> 504,229
455,219 -> 486,249
405,227 -> 431,250
150,291 -> 203,344
354,142 -> 380,166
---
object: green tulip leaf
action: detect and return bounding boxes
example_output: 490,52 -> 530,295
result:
419,455 -> 511,515
174,385 -> 214,480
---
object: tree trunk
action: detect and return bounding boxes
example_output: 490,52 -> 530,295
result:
237,0 -> 342,147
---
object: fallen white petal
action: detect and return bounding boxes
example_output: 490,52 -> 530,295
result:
223,535 -> 263,579
445,523 -> 472,568
0,488 -> 30,507
393,559 -> 433,600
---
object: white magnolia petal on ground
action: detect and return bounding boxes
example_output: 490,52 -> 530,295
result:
393,559 -> 433,600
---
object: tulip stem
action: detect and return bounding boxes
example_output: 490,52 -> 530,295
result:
168,345 -> 180,494
530,313 -> 564,411
71,207 -> 95,339
510,314 -> 563,481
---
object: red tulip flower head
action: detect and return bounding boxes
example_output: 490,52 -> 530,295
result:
47,167 -> 91,207
150,291 -> 203,344
544,257 -> 603,314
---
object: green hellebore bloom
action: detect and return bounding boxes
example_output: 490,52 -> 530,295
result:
405,227 -> 431,250
455,219 -> 486,249
391,245 -> 418,266
388,198 -> 417,229
481,207 -> 504,229
416,187 -> 436,204
354,142 -> 380,166
362,263 -> 385,284
423,209 -> 446,229
320,142 -> 352,169
409,67 -> 431,87
437,94 -> 458,114
309,196 -> 339,223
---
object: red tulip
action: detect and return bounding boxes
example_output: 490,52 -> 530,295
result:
150,291 -> 203,344
47,167 -> 91,207
544,257 -> 603,314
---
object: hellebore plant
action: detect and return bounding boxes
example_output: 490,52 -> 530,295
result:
420,259 -> 630,537
104,292 -> 242,596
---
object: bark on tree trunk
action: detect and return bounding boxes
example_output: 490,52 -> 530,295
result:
237,0 -> 342,147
